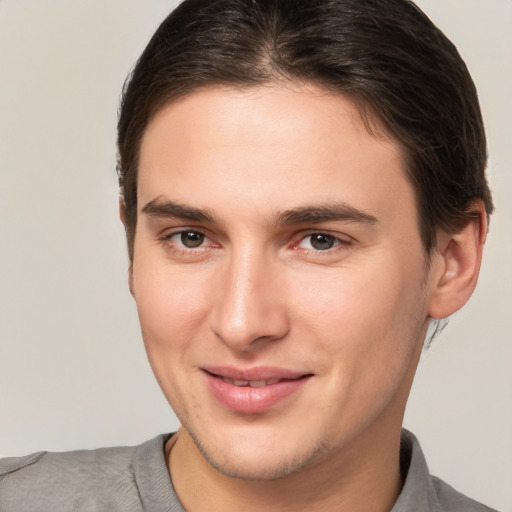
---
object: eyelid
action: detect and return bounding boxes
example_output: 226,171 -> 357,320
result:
161,227 -> 218,250
295,230 -> 352,245
298,234 -> 337,249
158,226 -> 353,255
161,227 -> 205,240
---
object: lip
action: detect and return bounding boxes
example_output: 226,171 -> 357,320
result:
202,366 -> 313,414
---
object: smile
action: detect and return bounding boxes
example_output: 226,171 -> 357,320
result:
222,378 -> 280,387
203,367 -> 312,414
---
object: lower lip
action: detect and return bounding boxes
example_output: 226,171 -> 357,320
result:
204,372 -> 311,414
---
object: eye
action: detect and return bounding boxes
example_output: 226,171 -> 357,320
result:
166,230 -> 207,248
180,231 -> 205,248
298,233 -> 341,251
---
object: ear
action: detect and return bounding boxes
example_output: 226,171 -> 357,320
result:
119,196 -> 135,297
128,264 -> 135,297
427,200 -> 488,319
119,195 -> 127,225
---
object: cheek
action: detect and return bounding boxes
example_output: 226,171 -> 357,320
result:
291,259 -> 427,364
132,264 -> 212,415
133,261 -> 211,356
300,263 -> 427,418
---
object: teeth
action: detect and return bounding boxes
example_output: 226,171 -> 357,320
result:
221,377 -> 279,387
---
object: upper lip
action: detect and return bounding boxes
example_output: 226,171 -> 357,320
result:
202,365 -> 311,381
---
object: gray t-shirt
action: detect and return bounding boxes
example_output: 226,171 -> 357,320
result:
0,430 -> 498,511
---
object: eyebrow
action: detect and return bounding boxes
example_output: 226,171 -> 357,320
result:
274,203 -> 378,226
141,197 -> 377,227
141,197 -> 216,223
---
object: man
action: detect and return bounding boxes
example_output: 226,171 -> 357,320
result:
0,0 -> 498,510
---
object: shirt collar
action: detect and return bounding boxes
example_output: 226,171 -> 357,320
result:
391,429 -> 440,512
133,429 -> 440,512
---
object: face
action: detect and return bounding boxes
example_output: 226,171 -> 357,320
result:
132,84 -> 435,480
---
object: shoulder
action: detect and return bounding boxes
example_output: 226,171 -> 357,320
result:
431,476 -> 499,512
0,442 -> 147,512
394,430 -> 500,512
0,451 -> 46,476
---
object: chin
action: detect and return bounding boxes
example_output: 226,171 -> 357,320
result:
187,423 -> 328,481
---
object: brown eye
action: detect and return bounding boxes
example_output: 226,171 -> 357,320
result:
180,231 -> 205,248
309,233 -> 336,250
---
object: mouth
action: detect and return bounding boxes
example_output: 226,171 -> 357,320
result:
218,377 -> 284,387
202,367 -> 313,414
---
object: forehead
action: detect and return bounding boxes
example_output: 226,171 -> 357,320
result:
137,84 -> 414,227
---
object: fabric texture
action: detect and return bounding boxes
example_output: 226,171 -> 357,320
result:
0,430 -> 498,511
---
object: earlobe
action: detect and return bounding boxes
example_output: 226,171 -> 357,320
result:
128,264 -> 135,297
428,200 -> 487,319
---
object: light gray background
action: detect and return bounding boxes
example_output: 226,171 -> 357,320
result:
0,1 -> 510,510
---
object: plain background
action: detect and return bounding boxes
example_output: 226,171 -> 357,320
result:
0,1 -> 510,510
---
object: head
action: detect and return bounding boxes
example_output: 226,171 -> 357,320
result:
118,0 -> 493,261
116,0 -> 493,483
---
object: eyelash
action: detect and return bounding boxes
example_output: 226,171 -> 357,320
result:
161,229 -> 214,252
295,232 -> 352,252
160,229 -> 352,256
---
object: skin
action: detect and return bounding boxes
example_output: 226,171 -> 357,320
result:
128,83 -> 486,511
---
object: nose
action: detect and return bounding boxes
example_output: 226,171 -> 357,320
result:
209,249 -> 290,352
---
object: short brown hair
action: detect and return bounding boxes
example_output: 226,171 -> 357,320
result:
117,0 -> 493,261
